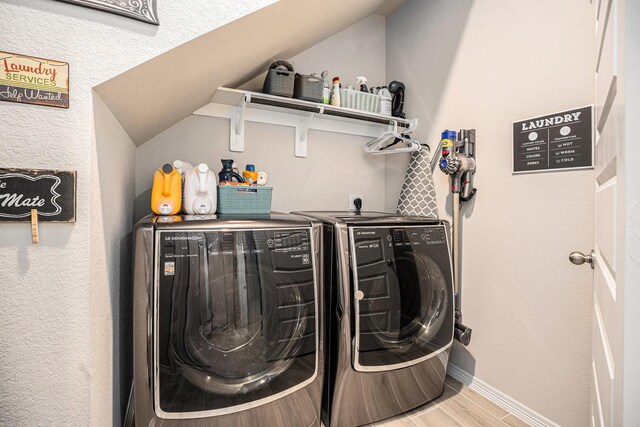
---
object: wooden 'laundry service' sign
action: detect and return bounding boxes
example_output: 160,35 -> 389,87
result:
513,106 -> 593,173
0,168 -> 76,222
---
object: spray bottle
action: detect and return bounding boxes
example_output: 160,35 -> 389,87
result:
356,76 -> 368,92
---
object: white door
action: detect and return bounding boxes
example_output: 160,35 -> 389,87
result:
588,0 -> 640,425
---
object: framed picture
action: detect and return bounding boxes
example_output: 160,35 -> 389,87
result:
57,0 -> 159,25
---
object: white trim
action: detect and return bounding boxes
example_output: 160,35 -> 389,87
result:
594,300 -> 615,381
594,246 -> 617,301
592,361 -> 606,427
447,364 -> 560,427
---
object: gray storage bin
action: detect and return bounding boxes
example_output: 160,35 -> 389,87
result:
263,69 -> 294,97
294,74 -> 323,102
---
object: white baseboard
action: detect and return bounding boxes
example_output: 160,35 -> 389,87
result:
447,364 -> 560,427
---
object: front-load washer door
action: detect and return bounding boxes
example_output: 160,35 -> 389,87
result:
350,225 -> 453,372
154,228 -> 318,419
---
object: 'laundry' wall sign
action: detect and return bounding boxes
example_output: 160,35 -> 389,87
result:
0,51 -> 69,108
513,106 -> 593,173
0,168 -> 76,222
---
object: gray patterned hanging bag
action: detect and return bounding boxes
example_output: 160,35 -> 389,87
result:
396,146 -> 438,218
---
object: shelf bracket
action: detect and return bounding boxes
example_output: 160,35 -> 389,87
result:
230,94 -> 249,152
295,115 -> 313,157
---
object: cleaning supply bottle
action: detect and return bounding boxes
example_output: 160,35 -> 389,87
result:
172,160 -> 193,179
183,163 -> 217,215
330,76 -> 341,107
356,76 -> 368,92
242,164 -> 259,185
321,70 -> 331,104
151,163 -> 182,215
173,160 -> 193,209
219,159 -> 245,183
379,86 -> 392,116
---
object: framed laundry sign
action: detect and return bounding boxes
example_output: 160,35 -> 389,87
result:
0,168 -> 77,222
513,106 -> 593,173
0,51 -> 69,108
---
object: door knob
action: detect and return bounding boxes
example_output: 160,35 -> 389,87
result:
569,250 -> 595,269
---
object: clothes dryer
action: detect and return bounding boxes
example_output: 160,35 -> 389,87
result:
294,211 -> 454,427
132,213 -> 323,426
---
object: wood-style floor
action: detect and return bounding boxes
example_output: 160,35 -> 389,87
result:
368,376 -> 531,427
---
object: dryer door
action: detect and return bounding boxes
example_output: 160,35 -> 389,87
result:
350,225 -> 453,372
154,228 -> 318,419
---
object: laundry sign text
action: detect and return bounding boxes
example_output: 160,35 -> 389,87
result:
520,111 -> 583,131
0,168 -> 76,222
513,106 -> 593,174
0,51 -> 69,108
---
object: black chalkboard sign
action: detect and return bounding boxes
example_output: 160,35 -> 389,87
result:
513,106 -> 593,173
0,168 -> 76,222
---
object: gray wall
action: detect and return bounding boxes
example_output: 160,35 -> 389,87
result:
135,116 -> 387,220
135,15 -> 389,220
386,1 -> 595,425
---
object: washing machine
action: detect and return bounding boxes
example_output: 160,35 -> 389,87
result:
131,213 -> 323,426
293,211 -> 454,427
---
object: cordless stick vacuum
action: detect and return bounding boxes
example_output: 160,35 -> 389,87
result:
438,129 -> 476,346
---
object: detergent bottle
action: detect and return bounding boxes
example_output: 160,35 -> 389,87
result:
379,86 -> 392,116
219,159 -> 245,183
242,164 -> 258,185
173,160 -> 193,208
172,160 -> 193,180
151,163 -> 182,215
184,163 -> 217,215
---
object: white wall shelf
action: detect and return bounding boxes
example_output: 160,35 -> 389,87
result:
193,87 -> 415,157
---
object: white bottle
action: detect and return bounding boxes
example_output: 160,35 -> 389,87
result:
330,76 -> 341,107
172,160 -> 193,180
379,86 -> 392,116
183,163 -> 217,215
173,160 -> 193,210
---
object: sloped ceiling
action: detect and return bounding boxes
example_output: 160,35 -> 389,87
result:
95,0 -> 405,146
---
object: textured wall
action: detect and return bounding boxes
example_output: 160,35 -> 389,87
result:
90,94 -> 136,425
386,1 -> 595,425
0,1 -> 276,425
